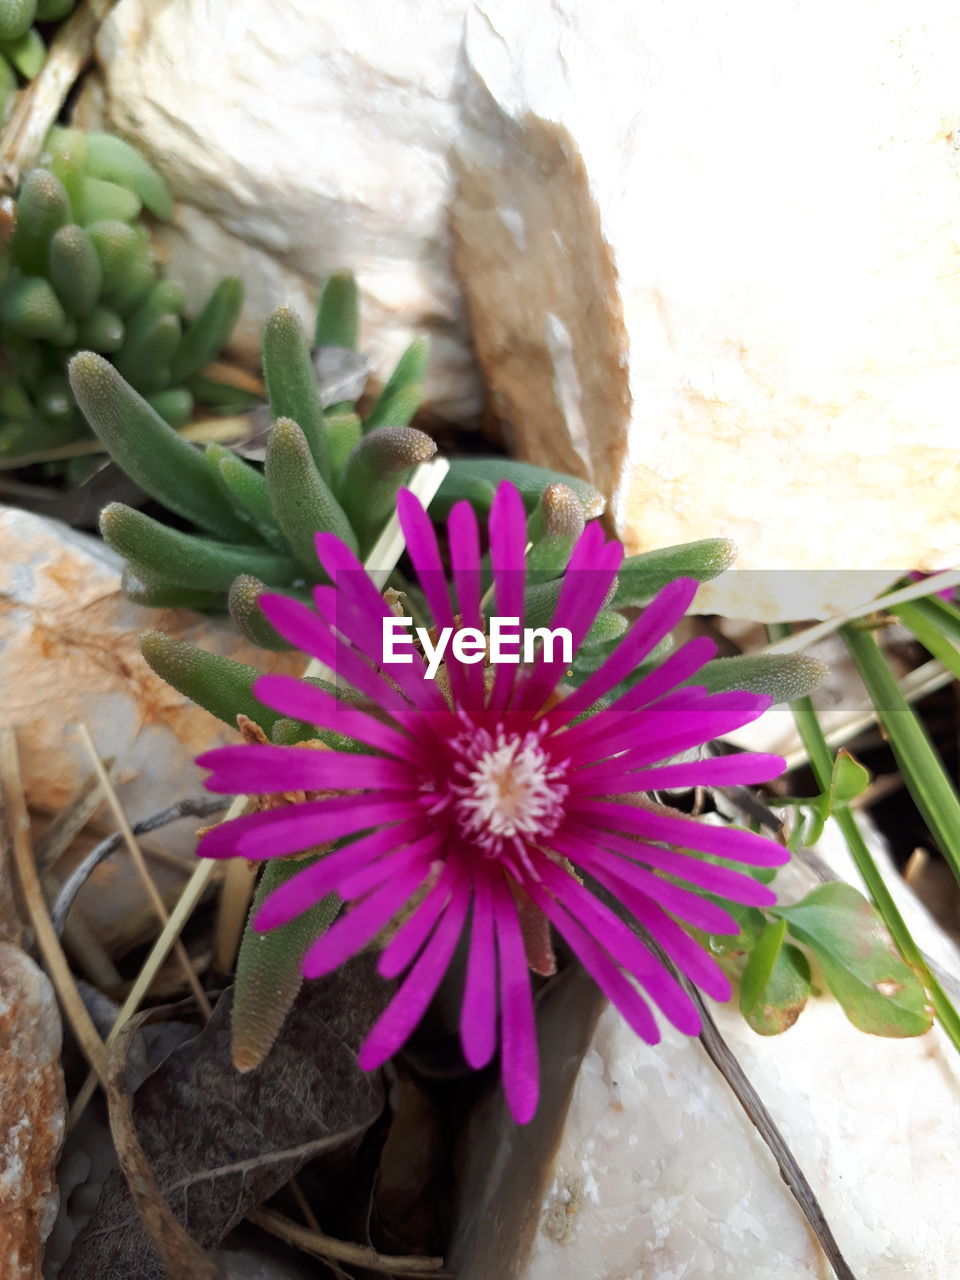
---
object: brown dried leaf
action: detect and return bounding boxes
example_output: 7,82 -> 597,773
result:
61,953 -> 391,1280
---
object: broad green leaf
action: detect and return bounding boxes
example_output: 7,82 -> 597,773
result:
739,918 -> 810,1035
830,749 -> 871,805
773,883 -> 931,1037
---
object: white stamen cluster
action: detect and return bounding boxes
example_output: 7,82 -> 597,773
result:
449,725 -> 568,855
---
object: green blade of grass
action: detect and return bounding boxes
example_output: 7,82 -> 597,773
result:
841,621 -> 960,885
896,597 -> 960,682
770,624 -> 960,1054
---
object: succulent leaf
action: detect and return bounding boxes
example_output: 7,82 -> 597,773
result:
262,306 -> 330,480
69,352 -> 251,539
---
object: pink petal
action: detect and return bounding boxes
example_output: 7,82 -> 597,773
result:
258,592 -> 417,730
561,839 -> 739,935
236,796 -> 428,860
533,857 -> 700,1034
524,878 -> 662,1043
447,500 -> 486,713
311,582 -> 449,717
198,743 -> 414,795
516,528 -> 623,716
378,860 -> 457,979
254,818 -> 429,929
491,876 -> 540,1124
569,800 -> 789,867
563,821 -> 777,907
626,895 -> 731,1001
252,675 -> 425,764
559,692 -> 773,767
568,751 -> 786,797
460,871 -> 498,1069
301,855 -> 435,978
486,484 -> 529,717
358,870 -> 471,1069
338,832 -> 445,900
548,578 -> 700,726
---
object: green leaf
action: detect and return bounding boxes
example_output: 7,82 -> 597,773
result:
114,310 -> 181,393
169,276 -> 243,382
0,275 -> 69,341
228,575 -> 295,651
434,457 -> 605,520
324,410 -> 362,477
232,859 -> 340,1072
205,445 -> 282,546
613,538 -> 737,608
525,482 -> 585,582
739,918 -> 811,1035
314,270 -> 358,350
772,883 -> 932,1037
139,630 -> 285,734
100,503 -> 297,593
82,131 -> 173,219
830,748 -> 871,805
36,0 -> 75,18
694,653 -> 827,704
2,25 -> 44,78
895,598 -> 960,683
76,305 -> 124,353
122,566 -> 223,610
842,622 -> 960,887
0,1 -> 36,48
364,335 -> 429,430
84,220 -> 140,294
10,168 -> 69,273
338,425 -> 436,552
145,386 -> 193,429
80,175 -> 141,224
264,416 -> 357,572
583,608 -> 628,647
47,224 -> 102,317
69,352 -> 251,540
263,305 -> 330,480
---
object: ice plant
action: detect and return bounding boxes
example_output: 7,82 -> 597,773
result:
197,483 -> 788,1122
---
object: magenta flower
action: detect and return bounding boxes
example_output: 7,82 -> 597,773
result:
197,483 -> 786,1122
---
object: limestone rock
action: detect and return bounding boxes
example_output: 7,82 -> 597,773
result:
451,844 -> 960,1279
0,506 -> 303,855
78,0 -> 960,618
77,0 -> 483,424
452,0 -> 960,619
0,943 -> 65,1279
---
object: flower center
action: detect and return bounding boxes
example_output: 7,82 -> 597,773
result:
449,725 -> 568,856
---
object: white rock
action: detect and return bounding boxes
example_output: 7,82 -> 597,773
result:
0,506 -> 303,856
78,0 -> 483,424
80,0 -> 960,617
453,0 -> 960,619
451,844 -> 960,1279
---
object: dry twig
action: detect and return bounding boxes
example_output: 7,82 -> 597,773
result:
78,723 -> 212,1016
248,1207 -> 448,1277
0,0 -> 117,196
0,727 -> 109,1084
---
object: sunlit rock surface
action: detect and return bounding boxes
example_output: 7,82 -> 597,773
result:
451,850 -> 960,1279
0,506 -> 302,852
80,0 -> 960,618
